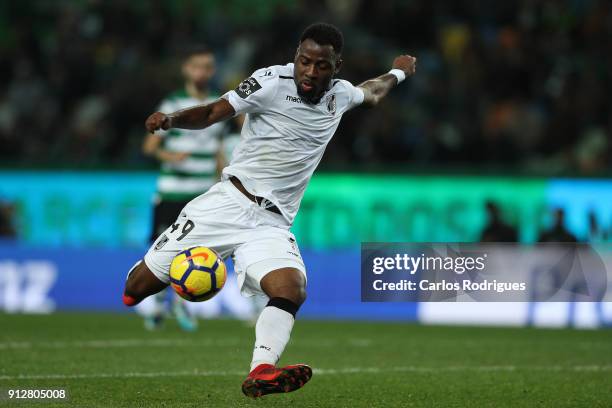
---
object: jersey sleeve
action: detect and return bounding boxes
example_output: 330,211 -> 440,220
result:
344,80 -> 365,110
222,68 -> 279,115
348,84 -> 365,109
335,79 -> 365,114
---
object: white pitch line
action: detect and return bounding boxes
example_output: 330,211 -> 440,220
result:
0,370 -> 244,381
1,365 -> 611,381
0,338 -> 373,350
316,365 -> 612,374
3,337 -> 607,351
0,338 -> 240,350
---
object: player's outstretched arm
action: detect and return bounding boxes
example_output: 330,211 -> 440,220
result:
358,55 -> 417,107
145,98 -> 236,133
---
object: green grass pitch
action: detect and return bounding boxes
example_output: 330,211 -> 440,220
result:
0,313 -> 611,407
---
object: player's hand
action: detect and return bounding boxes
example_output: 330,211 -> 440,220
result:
145,112 -> 172,133
392,55 -> 417,76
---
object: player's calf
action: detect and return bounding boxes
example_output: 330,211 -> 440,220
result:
123,260 -> 168,306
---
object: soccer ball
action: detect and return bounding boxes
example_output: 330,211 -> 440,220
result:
169,246 -> 226,302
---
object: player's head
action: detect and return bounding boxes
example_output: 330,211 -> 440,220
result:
181,44 -> 215,90
294,23 -> 344,103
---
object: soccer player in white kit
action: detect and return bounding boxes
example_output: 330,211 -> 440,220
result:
123,23 -> 417,398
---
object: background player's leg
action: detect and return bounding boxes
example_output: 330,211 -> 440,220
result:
136,292 -> 167,330
160,200 -> 199,330
172,293 -> 198,331
141,199 -> 196,329
137,199 -> 172,327
250,267 -> 306,370
123,261 -> 168,306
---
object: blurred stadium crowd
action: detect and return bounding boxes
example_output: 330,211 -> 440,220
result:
0,0 -> 610,174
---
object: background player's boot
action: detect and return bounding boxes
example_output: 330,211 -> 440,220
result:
241,363 -> 312,398
144,314 -> 164,331
172,297 -> 198,332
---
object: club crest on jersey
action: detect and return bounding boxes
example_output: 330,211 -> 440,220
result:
235,77 -> 262,99
326,94 -> 337,115
154,234 -> 169,251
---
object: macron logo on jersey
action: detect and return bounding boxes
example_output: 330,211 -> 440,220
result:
286,95 -> 303,104
235,77 -> 263,99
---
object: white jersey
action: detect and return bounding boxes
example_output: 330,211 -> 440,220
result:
222,63 -> 364,223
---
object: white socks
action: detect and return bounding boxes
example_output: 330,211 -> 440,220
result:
250,306 -> 295,371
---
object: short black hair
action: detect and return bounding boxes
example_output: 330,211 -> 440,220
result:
299,23 -> 343,55
180,44 -> 213,60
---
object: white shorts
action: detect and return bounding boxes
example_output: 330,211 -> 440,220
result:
144,180 -> 306,297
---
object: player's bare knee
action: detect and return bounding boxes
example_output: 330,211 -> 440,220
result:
261,267 -> 306,306
274,280 -> 306,305
287,272 -> 307,305
272,286 -> 306,306
264,281 -> 306,306
290,286 -> 307,306
263,284 -> 304,305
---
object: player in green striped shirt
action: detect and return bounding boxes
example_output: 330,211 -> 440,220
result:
140,45 -> 229,331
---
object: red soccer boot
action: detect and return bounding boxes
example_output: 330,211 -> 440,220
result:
241,363 -> 313,398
